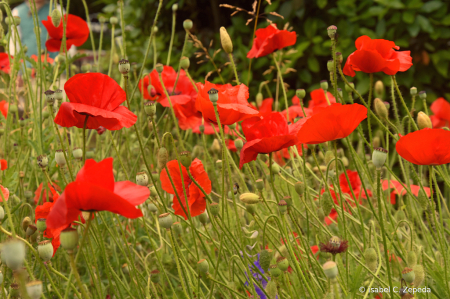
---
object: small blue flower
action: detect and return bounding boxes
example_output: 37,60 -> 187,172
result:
245,253 -> 270,299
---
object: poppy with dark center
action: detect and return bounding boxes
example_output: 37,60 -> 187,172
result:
34,182 -> 61,204
382,180 -> 431,204
0,53 -> 12,74
42,14 -> 89,52
247,24 -> 297,58
396,128 -> 450,165
296,103 -> 367,144
160,158 -> 211,220
430,98 -> 450,128
139,65 -> 197,107
319,236 -> 349,255
54,73 -> 137,130
0,100 -> 8,119
343,35 -> 412,77
239,112 -> 299,168
195,81 -> 259,125
46,158 -> 150,229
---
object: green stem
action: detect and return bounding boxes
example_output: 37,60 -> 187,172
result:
83,115 -> 89,163
167,7 -> 176,65
272,53 -> 289,119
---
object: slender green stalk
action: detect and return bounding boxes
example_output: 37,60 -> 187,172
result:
82,116 -> 89,163
167,7 -> 176,65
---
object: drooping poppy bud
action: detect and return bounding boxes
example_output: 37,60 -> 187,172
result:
158,147 -> 169,169
407,251 -> 417,268
234,139 -> 243,150
413,265 -> 425,287
239,193 -> 260,204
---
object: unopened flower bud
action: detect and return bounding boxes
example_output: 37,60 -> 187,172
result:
372,136 -> 380,148
417,111 -> 432,129
294,181 -> 304,195
183,19 -> 193,30
327,25 -> 337,40
372,147 -> 388,169
158,147 -> 168,169
50,8 -> 62,27
278,200 -> 287,214
364,247 -> 378,272
37,155 -> 48,168
22,216 -> 32,232
255,179 -> 264,191
374,80 -> 384,98
172,3 -> 178,11
197,259 -> 209,274
198,124 -> 205,133
321,192 -> 333,216
220,27 -> 233,54
179,151 -> 192,168
26,280 -> 43,299
55,149 -> 67,166
158,213 -> 173,229
417,188 -> 428,210
374,98 -> 388,120
209,202 -> 220,217
327,60 -> 334,72
413,265 -> 425,287
320,80 -> 328,91
60,227 -> 79,251
0,206 -> 4,221
207,88 -> 219,104
269,264 -> 282,278
180,56 -> 190,70
418,91 -> 426,100
345,82 -> 354,93
136,172 -> 148,186
402,267 -> 415,284
245,203 -> 257,215
234,139 -> 243,150
172,222 -> 183,236
410,87 -> 417,96
155,63 -> 164,74
118,59 -> 130,74
110,16 -> 118,24
277,257 -> 289,272
239,193 -> 260,204
271,162 -> 280,174
211,139 -> 221,153
296,89 -> 306,100
323,261 -> 338,279
198,212 -> 209,225
38,240 -> 53,262
72,147 -> 82,160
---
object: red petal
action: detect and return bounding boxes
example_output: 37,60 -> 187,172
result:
0,159 -> 7,170
114,181 -> 150,206
76,158 -> 115,191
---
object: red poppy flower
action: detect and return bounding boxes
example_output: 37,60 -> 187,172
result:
46,158 -> 150,229
172,100 -> 203,131
138,75 -> 158,101
140,66 -> 196,107
396,128 -> 450,165
307,89 -> 336,109
195,81 -> 259,125
382,180 -> 431,204
296,103 -> 367,144
247,24 -> 297,58
160,159 -> 211,220
35,198 -> 62,255
0,53 -> 11,74
0,159 -> 7,170
34,182 -> 61,205
42,14 -> 89,52
0,185 -> 9,202
0,100 -> 8,119
430,98 -> 450,128
54,73 -> 137,130
30,54 -> 54,64
249,98 -> 274,117
239,112 -> 298,168
343,35 -> 412,77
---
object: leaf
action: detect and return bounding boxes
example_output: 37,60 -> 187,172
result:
376,18 -> 386,37
407,20 -> 420,37
442,14 -> 450,26
417,14 -> 434,33
402,11 -> 415,24
420,0 -> 443,13
307,56 -> 319,73
317,0 -> 327,9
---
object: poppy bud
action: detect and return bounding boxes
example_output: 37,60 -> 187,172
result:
296,89 -> 306,100
180,56 -> 190,70
277,256 -> 289,272
271,162 -> 280,174
228,123 -> 236,130
374,98 -> 388,120
240,193 -> 260,204
364,247 -> 378,272
220,27 -> 233,54
413,265 -> 425,287
13,16 -> 21,26
197,259 -> 209,274
118,59 -> 130,74
26,224 -> 37,237
22,216 -> 32,232
417,111 -> 432,129
36,218 -> 46,232
245,203 -> 257,215
320,80 -> 328,91
26,280 -> 43,299
37,154 -> 48,168
278,200 -> 287,214
407,251 -> 417,267
158,213 -> 173,229
324,150 -> 335,169
0,206 -> 4,221
234,139 -> 243,150
198,212 -> 209,225
198,124 -> 205,133
136,172 -> 148,186
417,189 -> 428,210
321,192 -> 333,216
55,149 -> 67,166
402,267 -> 415,284
323,261 -> 338,279
207,88 -> 219,104
345,82 -> 355,93
327,60 -> 334,72
266,280 -> 277,298
259,249 -> 272,273
374,80 -> 384,98
372,147 -> 388,169
418,91 -> 426,100
38,240 -> 53,262
179,151 -> 192,168
155,63 -> 164,74
211,139 -> 221,153
3,239 -> 26,270
51,9 -> 62,28
72,147 -> 82,160
256,179 -> 264,191
209,202 -> 220,217
151,171 -> 159,181
372,136 -> 380,148
327,25 -> 337,40
335,52 -> 343,64
294,181 -> 305,195
44,90 -> 55,104
158,147 -> 168,169
183,19 -> 193,30
144,102 -> 157,118
269,264 -> 282,278
410,86 -> 417,96
60,227 -> 79,251
110,16 -> 118,24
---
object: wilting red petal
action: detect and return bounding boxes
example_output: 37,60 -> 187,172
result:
34,182 -> 60,204
396,128 -> 450,165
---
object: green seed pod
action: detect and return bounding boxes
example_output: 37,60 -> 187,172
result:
148,202 -> 158,213
38,240 -> 53,262
26,280 -> 43,299
294,181 -> 304,195
86,151 -> 95,159
209,203 -> 220,217
321,192 -> 333,216
417,189 -> 429,210
418,91 -> 426,100
407,251 -> 417,268
335,52 -> 343,64
183,19 -> 193,30
197,259 -> 209,274
198,212 -> 209,225
259,249 -> 272,273
372,147 -> 388,169
136,172 -> 149,186
110,16 -> 118,24
118,59 -> 130,74
327,25 -> 337,39
296,89 -> 306,100
158,213 -> 173,229
3,240 -> 26,270
155,63 -> 164,74
402,267 -> 415,284
278,200 -> 287,214
26,224 -> 37,237
144,102 -> 157,118
172,222 -> 183,237
81,63 -> 92,73
269,264 -> 282,278
345,82 -> 354,93
239,193 -> 260,204
178,151 -> 192,168
410,87 -> 417,96
150,270 -> 160,283
323,261 -> 338,279
149,185 -> 157,198
60,228 -> 79,251
320,80 -> 329,91
256,179 -> 264,191
413,265 -> 425,287
234,139 -> 243,150
208,88 -> 219,104
158,147 -> 169,169
270,163 -> 280,174
245,203 -> 257,215
364,248 -> 378,272
180,56 -> 190,70
396,229 -> 403,242
283,196 -> 292,208
55,149 -> 67,166
276,257 -> 289,272
72,147 -> 82,160
10,283 -> 19,297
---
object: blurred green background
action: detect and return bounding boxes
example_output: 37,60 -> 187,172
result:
9,0 -> 450,108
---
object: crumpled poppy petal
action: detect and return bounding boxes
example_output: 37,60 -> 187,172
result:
114,181 -> 150,206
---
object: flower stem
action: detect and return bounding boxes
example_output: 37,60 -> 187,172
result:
167,8 -> 176,66
392,75 -> 418,131
228,53 -> 240,84
83,115 -> 89,163
272,53 -> 289,120
69,251 -> 90,299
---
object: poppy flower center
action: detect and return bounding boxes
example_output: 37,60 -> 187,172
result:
166,88 -> 182,96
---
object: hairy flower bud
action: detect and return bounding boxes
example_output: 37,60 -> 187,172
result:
239,193 -> 260,204
323,261 -> 338,279
327,60 -> 334,72
413,265 -> 425,287
158,213 -> 173,229
345,82 -> 355,93
271,162 -> 280,174
255,179 -> 264,191
372,147 -> 388,169
417,189 -> 428,210
417,111 -> 432,129
234,139 -> 243,150
220,27 -> 233,54
296,89 -> 306,100
38,240 -> 53,262
321,192 -> 333,216
374,98 -> 388,120
22,216 -> 32,232
198,212 -> 209,225
158,147 -> 169,169
374,80 -> 384,98
180,56 -> 190,70
183,19 -> 193,30
364,247 -> 378,272
407,251 -> 417,268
